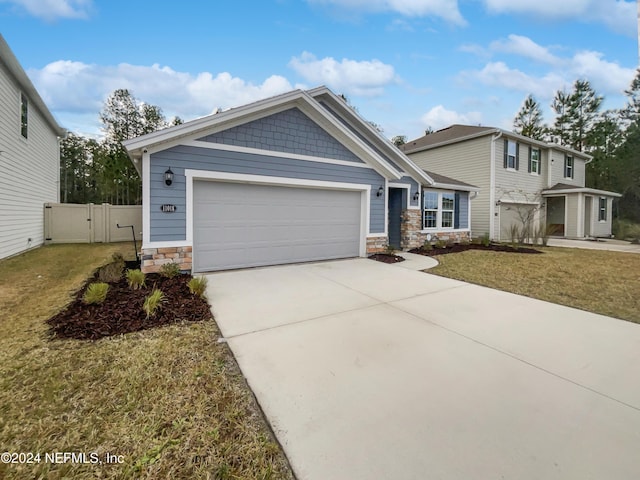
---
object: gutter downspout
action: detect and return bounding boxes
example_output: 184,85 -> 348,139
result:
489,130 -> 502,240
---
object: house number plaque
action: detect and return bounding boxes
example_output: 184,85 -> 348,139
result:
160,204 -> 177,213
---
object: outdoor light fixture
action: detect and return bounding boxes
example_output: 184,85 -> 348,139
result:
164,168 -> 174,186
377,186 -> 384,197
413,191 -> 420,202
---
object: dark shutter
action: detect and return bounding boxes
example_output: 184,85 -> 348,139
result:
454,192 -> 460,229
538,150 -> 542,175
515,143 -> 520,170
503,139 -> 508,168
571,158 -> 574,178
527,148 -> 532,173
564,156 -> 568,177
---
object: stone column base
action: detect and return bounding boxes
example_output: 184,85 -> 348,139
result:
141,246 -> 192,274
366,236 -> 388,254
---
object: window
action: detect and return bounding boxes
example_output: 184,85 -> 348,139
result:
423,191 -> 456,229
529,148 -> 541,174
504,140 -> 517,169
424,192 -> 438,228
599,197 -> 607,221
564,156 -> 574,179
20,93 -> 28,139
441,193 -> 454,228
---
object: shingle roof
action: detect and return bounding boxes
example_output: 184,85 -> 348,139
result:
401,124 -> 495,153
545,183 -> 582,191
424,170 -> 478,190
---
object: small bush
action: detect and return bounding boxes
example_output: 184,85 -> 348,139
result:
143,288 -> 165,318
126,269 -> 146,290
83,282 -> 109,305
385,244 -> 396,254
508,224 -> 520,249
188,276 -> 208,299
481,232 -> 491,247
98,254 -> 125,282
159,262 -> 181,278
613,219 -> 640,242
434,239 -> 447,249
422,240 -> 433,251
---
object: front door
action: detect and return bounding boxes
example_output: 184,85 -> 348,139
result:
584,196 -> 592,237
388,188 -> 403,249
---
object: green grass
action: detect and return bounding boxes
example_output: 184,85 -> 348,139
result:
0,243 -> 294,480
429,246 -> 640,323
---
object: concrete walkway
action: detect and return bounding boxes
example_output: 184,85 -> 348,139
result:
548,238 -> 640,253
206,259 -> 640,480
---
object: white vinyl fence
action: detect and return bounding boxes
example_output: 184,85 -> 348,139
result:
44,203 -> 142,244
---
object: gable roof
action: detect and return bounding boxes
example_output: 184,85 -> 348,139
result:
542,183 -> 622,197
0,35 -> 65,137
401,123 -> 591,159
124,87 -> 408,181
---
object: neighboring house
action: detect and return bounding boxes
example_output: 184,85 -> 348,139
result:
124,87 -> 477,273
0,35 -> 65,260
401,124 -> 621,241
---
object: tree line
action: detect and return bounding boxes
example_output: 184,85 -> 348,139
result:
60,89 -> 181,205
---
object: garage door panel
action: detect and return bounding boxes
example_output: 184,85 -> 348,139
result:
193,181 -> 361,272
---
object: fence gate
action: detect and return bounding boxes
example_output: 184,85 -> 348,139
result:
44,203 -> 142,244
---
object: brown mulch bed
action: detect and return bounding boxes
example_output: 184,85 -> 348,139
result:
368,253 -> 406,263
409,243 -> 542,256
47,273 -> 212,341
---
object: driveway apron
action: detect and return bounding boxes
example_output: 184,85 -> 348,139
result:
206,258 -> 640,480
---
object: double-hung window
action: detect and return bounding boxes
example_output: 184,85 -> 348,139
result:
564,156 -> 574,178
424,192 -> 438,228
423,191 -> 455,229
504,140 -> 518,170
20,93 -> 28,139
599,197 -> 607,221
529,148 -> 540,174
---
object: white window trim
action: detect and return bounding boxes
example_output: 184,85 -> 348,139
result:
564,156 -> 574,179
506,140 -> 517,170
598,196 -> 607,223
530,149 -> 540,175
422,190 -> 456,231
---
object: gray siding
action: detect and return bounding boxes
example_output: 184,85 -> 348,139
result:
150,145 -> 385,241
198,107 -> 363,163
565,194 -> 579,238
494,140 -> 546,203
0,60 -> 60,259
458,191 -> 469,229
549,150 -> 586,187
592,196 -> 613,237
319,101 -> 402,171
409,135 -> 492,237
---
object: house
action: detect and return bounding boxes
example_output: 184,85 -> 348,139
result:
401,124 -> 622,241
124,87 -> 477,273
0,35 -> 65,260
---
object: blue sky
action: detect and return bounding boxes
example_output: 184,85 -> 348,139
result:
1,0 -> 638,140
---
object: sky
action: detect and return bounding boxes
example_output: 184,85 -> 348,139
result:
1,0 -> 638,141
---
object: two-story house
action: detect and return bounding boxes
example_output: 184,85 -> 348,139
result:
0,35 -> 65,260
401,125 -> 621,241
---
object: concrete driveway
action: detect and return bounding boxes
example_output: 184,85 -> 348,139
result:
206,258 -> 640,480
548,238 -> 640,253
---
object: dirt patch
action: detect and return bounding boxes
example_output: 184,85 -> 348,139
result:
47,273 -> 212,341
409,243 -> 542,256
368,253 -> 406,263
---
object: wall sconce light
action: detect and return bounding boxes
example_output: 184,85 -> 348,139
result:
164,168 -> 174,186
376,186 -> 384,197
413,191 -> 420,202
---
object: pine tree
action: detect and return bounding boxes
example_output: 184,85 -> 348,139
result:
566,80 -> 603,152
513,94 -> 545,140
551,90 -> 572,145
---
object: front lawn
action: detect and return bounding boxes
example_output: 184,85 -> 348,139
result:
429,246 -> 640,323
0,244 -> 294,479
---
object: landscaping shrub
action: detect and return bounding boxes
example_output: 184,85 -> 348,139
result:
159,261 -> 181,278
385,244 -> 397,254
188,276 -> 208,299
481,232 -> 491,247
83,282 -> 109,305
613,219 -> 640,242
143,288 -> 165,318
126,269 -> 146,290
98,253 -> 126,282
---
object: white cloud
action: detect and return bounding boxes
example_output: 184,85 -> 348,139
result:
421,105 -> 482,130
481,0 -> 635,36
0,0 -> 92,20
489,35 -> 561,66
288,51 -> 398,96
307,0 -> 466,25
28,61 -> 295,134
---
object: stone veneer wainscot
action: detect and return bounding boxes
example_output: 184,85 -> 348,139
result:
141,246 -> 192,273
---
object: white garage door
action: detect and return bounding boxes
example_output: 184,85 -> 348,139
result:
193,181 -> 362,272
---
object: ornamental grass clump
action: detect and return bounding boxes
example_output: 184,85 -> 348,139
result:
188,276 -> 208,299
83,282 -> 109,305
126,269 -> 146,290
143,288 -> 165,318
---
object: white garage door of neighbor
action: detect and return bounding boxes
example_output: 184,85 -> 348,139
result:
193,181 -> 362,272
